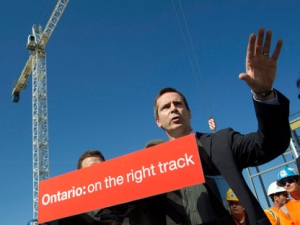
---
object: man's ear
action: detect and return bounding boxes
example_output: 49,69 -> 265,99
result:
156,117 -> 162,128
188,110 -> 192,120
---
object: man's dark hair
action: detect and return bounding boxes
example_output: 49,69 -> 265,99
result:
269,191 -> 288,202
269,194 -> 276,202
77,150 -> 105,169
153,87 -> 190,118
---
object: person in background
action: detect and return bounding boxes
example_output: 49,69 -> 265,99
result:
153,27 -> 290,225
77,149 -> 105,169
277,166 -> 300,225
78,150 -> 132,225
264,181 -> 289,225
226,188 -> 249,225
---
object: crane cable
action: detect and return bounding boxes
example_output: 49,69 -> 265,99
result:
171,0 -> 216,132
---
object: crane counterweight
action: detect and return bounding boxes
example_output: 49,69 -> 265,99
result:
27,35 -> 36,51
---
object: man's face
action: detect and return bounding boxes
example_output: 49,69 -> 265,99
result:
155,92 -> 191,138
228,201 -> 244,216
81,156 -> 103,168
274,192 -> 289,207
282,177 -> 300,194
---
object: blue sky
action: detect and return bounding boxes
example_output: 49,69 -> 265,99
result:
1,0 -> 300,224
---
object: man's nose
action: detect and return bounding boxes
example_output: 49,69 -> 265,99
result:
170,103 -> 178,112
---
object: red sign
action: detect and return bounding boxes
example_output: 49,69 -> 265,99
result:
38,134 -> 204,223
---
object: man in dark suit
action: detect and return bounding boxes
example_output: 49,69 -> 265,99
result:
153,28 -> 290,225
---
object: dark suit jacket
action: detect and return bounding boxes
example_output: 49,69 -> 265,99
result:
128,194 -> 167,225
194,90 -> 290,225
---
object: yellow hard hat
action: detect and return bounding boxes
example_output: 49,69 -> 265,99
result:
226,188 -> 239,201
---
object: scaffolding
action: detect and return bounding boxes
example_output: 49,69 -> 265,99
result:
246,111 -> 300,207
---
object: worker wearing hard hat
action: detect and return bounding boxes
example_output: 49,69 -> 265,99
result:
276,166 -> 300,225
226,188 -> 250,225
264,181 -> 289,225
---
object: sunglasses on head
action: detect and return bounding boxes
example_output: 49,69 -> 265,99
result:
278,178 -> 297,187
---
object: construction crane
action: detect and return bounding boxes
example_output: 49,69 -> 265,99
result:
11,0 -> 69,223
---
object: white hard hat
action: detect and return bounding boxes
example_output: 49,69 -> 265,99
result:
267,181 -> 286,196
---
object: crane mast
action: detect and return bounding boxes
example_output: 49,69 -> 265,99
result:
12,0 -> 69,223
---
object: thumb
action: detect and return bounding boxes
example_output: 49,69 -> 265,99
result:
239,73 -> 248,81
239,73 -> 253,88
239,73 -> 253,86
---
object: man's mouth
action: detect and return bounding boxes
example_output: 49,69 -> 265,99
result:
171,116 -> 180,122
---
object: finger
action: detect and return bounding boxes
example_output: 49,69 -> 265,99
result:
262,30 -> 272,56
255,28 -> 265,56
247,34 -> 256,60
271,39 -> 283,61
